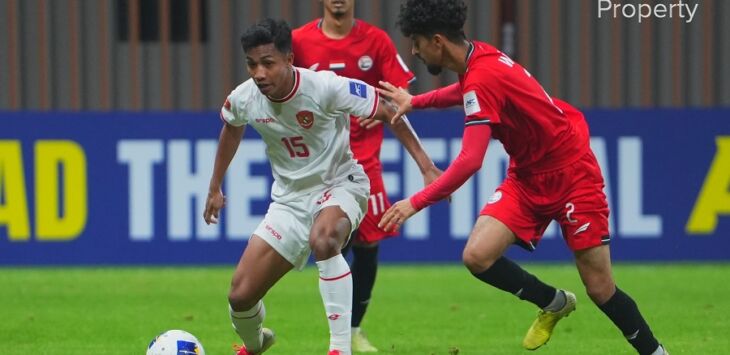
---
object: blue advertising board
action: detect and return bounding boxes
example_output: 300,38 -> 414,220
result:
1,109 -> 728,265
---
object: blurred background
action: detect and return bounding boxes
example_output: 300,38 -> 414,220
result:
1,0 -> 728,265
1,0 -> 729,111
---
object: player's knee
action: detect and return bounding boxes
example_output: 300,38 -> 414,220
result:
584,278 -> 616,304
228,279 -> 259,311
309,226 -> 342,260
462,246 -> 497,273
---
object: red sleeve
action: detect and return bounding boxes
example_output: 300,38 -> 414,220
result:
411,83 -> 462,109
462,69 -> 503,125
410,124 -> 492,210
377,32 -> 414,88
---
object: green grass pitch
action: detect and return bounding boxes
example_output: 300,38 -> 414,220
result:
2,263 -> 728,354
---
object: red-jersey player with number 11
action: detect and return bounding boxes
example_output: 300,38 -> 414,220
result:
293,1 -> 442,352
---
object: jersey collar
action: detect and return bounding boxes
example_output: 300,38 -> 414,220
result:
267,68 -> 300,104
465,41 -> 475,64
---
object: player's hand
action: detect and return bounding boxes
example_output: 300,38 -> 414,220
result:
356,115 -> 383,130
376,81 -> 413,124
203,189 -> 226,225
378,199 -> 418,232
422,166 -> 452,203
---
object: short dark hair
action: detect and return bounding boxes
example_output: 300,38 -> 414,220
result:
397,0 -> 467,42
240,18 -> 292,54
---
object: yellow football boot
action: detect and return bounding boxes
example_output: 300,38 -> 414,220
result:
523,291 -> 576,350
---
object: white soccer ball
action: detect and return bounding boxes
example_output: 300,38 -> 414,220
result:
146,329 -> 206,355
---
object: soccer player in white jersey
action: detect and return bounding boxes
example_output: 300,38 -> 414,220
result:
203,19 -> 440,355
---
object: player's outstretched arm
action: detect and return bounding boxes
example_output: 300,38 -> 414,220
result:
379,123 -> 492,232
204,122 -> 245,225
410,82 -> 463,109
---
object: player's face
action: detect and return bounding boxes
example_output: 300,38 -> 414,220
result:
410,34 -> 443,75
245,43 -> 294,98
322,0 -> 353,18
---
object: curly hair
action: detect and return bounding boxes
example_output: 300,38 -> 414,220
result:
397,0 -> 467,41
240,18 -> 292,54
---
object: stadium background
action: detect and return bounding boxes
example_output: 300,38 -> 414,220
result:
2,1 -> 729,354
1,0 -> 728,264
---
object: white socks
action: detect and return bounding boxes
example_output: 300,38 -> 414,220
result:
317,254 -> 353,354
229,300 -> 266,352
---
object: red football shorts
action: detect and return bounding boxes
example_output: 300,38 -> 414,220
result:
480,151 -> 610,251
354,172 -> 397,243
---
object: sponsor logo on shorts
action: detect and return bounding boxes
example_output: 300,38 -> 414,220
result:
265,224 -> 282,240
487,191 -> 502,204
573,222 -> 591,235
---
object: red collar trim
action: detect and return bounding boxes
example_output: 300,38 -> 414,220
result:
267,69 -> 300,103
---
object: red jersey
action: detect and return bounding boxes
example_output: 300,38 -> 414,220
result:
292,19 -> 415,174
460,41 -> 589,173
410,41 -> 591,210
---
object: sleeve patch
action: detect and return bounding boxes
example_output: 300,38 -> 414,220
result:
349,81 -> 368,99
463,90 -> 481,116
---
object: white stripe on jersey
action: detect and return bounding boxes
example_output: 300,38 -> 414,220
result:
396,54 -> 410,73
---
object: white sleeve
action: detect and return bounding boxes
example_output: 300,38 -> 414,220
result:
219,88 -> 249,127
326,74 -> 379,119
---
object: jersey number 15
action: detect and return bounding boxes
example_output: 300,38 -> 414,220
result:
281,136 -> 310,158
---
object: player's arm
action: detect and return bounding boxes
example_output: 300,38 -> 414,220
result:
204,118 -> 245,225
378,123 -> 491,231
411,82 -> 462,109
409,123 -> 490,210
376,99 -> 443,186
374,81 -> 462,125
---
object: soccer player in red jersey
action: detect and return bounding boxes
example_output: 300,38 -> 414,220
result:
370,1 -> 667,354
293,1 -> 442,352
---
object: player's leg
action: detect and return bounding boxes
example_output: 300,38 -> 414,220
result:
229,234 -> 293,354
474,184 -> 575,349
310,205 -> 356,354
463,215 -> 567,310
348,176 -> 395,352
350,239 -> 379,352
463,215 -> 574,350
574,246 -> 666,355
564,151 -> 665,354
311,177 -> 369,355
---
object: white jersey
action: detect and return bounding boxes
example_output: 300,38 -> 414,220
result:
220,68 -> 379,200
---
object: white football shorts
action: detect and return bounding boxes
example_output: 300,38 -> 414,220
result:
253,171 -> 370,270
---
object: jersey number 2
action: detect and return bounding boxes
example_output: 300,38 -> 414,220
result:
281,136 -> 310,158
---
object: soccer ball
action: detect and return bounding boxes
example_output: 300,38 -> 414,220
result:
146,329 -> 205,355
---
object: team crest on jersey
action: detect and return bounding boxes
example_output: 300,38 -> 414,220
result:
487,191 -> 502,204
358,55 -> 373,71
296,110 -> 315,129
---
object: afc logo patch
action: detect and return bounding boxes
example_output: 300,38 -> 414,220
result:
296,110 -> 314,129
349,81 -> 367,99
